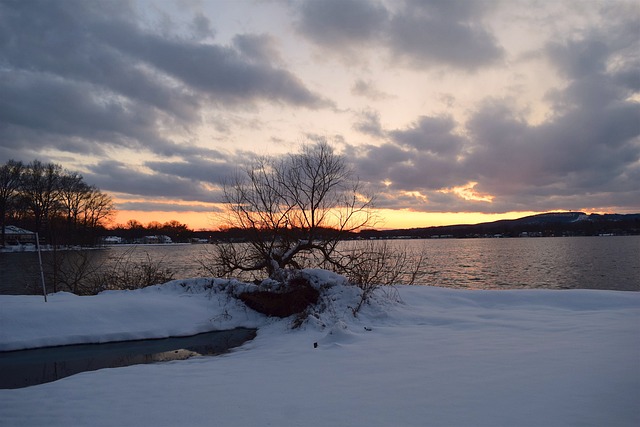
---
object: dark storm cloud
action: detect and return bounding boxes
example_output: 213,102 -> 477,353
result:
0,1 -> 199,122
295,0 -> 388,48
349,113 -> 469,204
86,151 -> 255,204
86,160 -> 220,203
233,34 -> 283,65
115,201 -> 219,213
389,116 -> 464,157
94,21 -> 328,108
144,157 -> 240,187
351,79 -> 391,101
293,0 -> 503,70
386,0 -> 503,69
347,142 -> 411,184
353,89 -> 638,213
0,71 -> 177,155
348,120 -> 469,206
348,11 -> 639,214
0,0 -> 328,163
462,8 -> 640,211
353,110 -> 385,137
466,96 -> 640,204
191,13 -> 215,41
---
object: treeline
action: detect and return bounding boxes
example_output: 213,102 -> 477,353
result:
105,224 -> 359,244
0,159 -> 115,246
206,226 -> 359,242
109,219 -> 194,243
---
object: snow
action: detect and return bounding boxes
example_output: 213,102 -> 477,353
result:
1,270 -> 639,427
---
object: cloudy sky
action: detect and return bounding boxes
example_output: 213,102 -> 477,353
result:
1,0 -> 639,230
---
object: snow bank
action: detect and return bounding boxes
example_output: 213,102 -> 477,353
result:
1,272 -> 639,427
0,278 -> 267,351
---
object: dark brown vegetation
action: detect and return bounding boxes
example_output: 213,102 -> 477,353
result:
1,159 -> 114,246
108,219 -> 194,243
25,247 -> 176,295
239,276 -> 320,318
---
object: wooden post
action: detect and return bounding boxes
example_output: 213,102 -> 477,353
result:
36,233 -> 47,302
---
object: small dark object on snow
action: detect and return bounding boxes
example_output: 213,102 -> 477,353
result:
313,342 -> 318,348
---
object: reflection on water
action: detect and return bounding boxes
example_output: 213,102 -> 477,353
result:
0,328 -> 257,389
1,236 -> 639,293
0,244 -> 213,295
417,236 -> 640,291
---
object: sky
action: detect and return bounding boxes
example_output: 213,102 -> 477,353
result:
1,0 -> 639,230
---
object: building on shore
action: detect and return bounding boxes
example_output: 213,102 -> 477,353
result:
1,225 -> 36,246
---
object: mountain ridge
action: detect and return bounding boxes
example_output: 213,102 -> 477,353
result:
360,212 -> 640,238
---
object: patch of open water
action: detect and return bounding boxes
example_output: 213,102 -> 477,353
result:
0,328 -> 257,389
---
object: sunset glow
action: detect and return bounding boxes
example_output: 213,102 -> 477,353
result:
439,182 -> 495,204
372,209 -> 542,231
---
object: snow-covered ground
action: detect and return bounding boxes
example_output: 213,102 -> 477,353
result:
1,270 -> 639,427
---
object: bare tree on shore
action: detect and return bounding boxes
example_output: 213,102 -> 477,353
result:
213,141 -> 376,280
0,159 -> 114,246
0,160 -> 24,247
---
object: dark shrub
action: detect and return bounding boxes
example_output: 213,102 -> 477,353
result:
239,276 -> 319,318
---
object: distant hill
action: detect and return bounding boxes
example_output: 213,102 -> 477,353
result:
359,212 -> 640,239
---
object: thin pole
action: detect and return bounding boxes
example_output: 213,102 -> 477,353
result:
35,232 -> 47,302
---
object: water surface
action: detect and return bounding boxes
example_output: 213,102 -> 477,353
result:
1,236 -> 638,293
413,236 -> 639,290
0,328 -> 257,389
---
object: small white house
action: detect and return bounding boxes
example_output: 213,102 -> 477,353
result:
103,236 -> 123,244
1,225 -> 36,246
157,235 -> 172,244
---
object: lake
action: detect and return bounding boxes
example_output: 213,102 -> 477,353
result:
1,236 -> 638,294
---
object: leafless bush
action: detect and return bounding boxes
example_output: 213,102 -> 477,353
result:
44,249 -> 103,294
329,240 -> 427,314
197,244 -> 264,282
88,248 -> 175,293
27,247 -> 176,295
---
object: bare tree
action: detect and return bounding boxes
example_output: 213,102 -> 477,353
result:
0,160 -> 24,246
214,141 -> 376,280
19,160 -> 63,238
81,187 -> 115,230
58,171 -> 90,243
